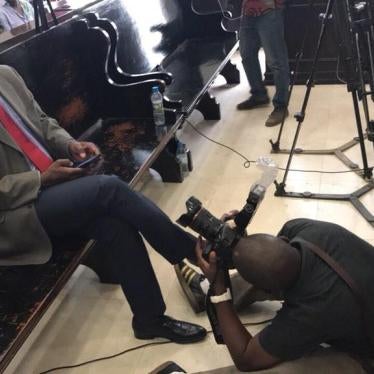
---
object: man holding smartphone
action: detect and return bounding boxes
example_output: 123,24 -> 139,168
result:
0,65 -> 206,344
237,0 -> 290,127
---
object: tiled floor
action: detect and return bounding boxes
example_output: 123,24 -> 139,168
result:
8,53 -> 374,374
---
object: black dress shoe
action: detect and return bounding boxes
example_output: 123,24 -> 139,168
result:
149,361 -> 186,374
133,315 -> 207,344
237,96 -> 270,110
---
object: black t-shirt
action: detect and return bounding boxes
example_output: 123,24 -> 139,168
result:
258,218 -> 374,360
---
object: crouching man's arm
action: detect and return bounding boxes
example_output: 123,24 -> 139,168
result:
195,239 -> 281,372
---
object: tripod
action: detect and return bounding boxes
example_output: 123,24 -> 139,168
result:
270,0 -> 369,171
271,0 -> 374,227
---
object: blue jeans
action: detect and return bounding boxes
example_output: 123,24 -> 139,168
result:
239,10 -> 290,109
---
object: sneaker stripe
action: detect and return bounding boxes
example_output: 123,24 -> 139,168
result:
186,271 -> 196,285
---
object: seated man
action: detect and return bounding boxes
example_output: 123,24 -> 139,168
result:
0,0 -> 34,32
179,219 -> 374,371
0,65 -> 206,343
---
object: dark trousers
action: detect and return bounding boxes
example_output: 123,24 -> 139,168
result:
35,175 -> 196,325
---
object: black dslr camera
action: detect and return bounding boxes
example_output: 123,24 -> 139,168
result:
177,183 -> 267,267
177,197 -> 241,267
177,159 -> 278,267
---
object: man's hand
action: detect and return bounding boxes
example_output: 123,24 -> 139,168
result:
220,210 -> 239,222
195,235 -> 281,372
40,159 -> 85,187
68,141 -> 100,161
195,237 -> 225,290
194,210 -> 239,287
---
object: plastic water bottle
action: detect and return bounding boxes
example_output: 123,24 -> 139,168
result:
151,86 -> 165,137
248,157 -> 278,203
255,156 -> 278,189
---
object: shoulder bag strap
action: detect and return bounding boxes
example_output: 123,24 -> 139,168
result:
296,238 -> 366,305
296,238 -> 374,373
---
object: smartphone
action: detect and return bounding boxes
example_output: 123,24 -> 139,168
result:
72,154 -> 102,168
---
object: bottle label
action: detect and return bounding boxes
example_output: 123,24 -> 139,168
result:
153,102 -> 163,111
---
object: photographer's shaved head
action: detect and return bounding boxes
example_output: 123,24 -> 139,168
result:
232,234 -> 301,294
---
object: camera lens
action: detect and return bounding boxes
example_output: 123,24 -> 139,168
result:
176,196 -> 202,227
190,209 -> 224,243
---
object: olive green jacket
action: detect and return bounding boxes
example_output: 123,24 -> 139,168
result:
0,65 -> 74,265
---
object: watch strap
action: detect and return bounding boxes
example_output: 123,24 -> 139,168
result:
210,288 -> 232,304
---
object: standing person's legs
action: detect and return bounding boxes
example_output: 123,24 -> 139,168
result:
257,9 -> 290,110
238,15 -> 270,110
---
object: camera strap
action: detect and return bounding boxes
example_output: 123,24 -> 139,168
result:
296,238 -> 374,372
206,266 -> 233,345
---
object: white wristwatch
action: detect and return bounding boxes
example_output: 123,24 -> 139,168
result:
210,288 -> 232,304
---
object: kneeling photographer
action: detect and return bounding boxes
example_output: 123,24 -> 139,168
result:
195,218 -> 374,372
170,158 -> 374,373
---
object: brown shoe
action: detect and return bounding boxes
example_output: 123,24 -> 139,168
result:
265,108 -> 289,127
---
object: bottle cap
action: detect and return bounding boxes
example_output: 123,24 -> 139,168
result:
152,86 -> 159,93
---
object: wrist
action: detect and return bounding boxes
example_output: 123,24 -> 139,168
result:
67,140 -> 77,158
212,281 -> 226,295
40,172 -> 48,187
68,140 -> 78,148
210,288 -> 232,304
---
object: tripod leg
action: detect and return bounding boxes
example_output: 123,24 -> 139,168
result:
271,0 -> 317,152
369,9 -> 374,101
45,0 -> 58,25
355,34 -> 371,123
362,29 -> 374,146
32,0 -> 40,32
278,0 -> 336,189
271,62 -> 296,152
351,91 -> 372,179
38,0 -> 48,31
351,19 -> 373,178
365,31 -> 374,98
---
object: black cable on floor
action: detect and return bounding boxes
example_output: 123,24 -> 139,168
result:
185,119 -> 374,175
38,320 -> 273,373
